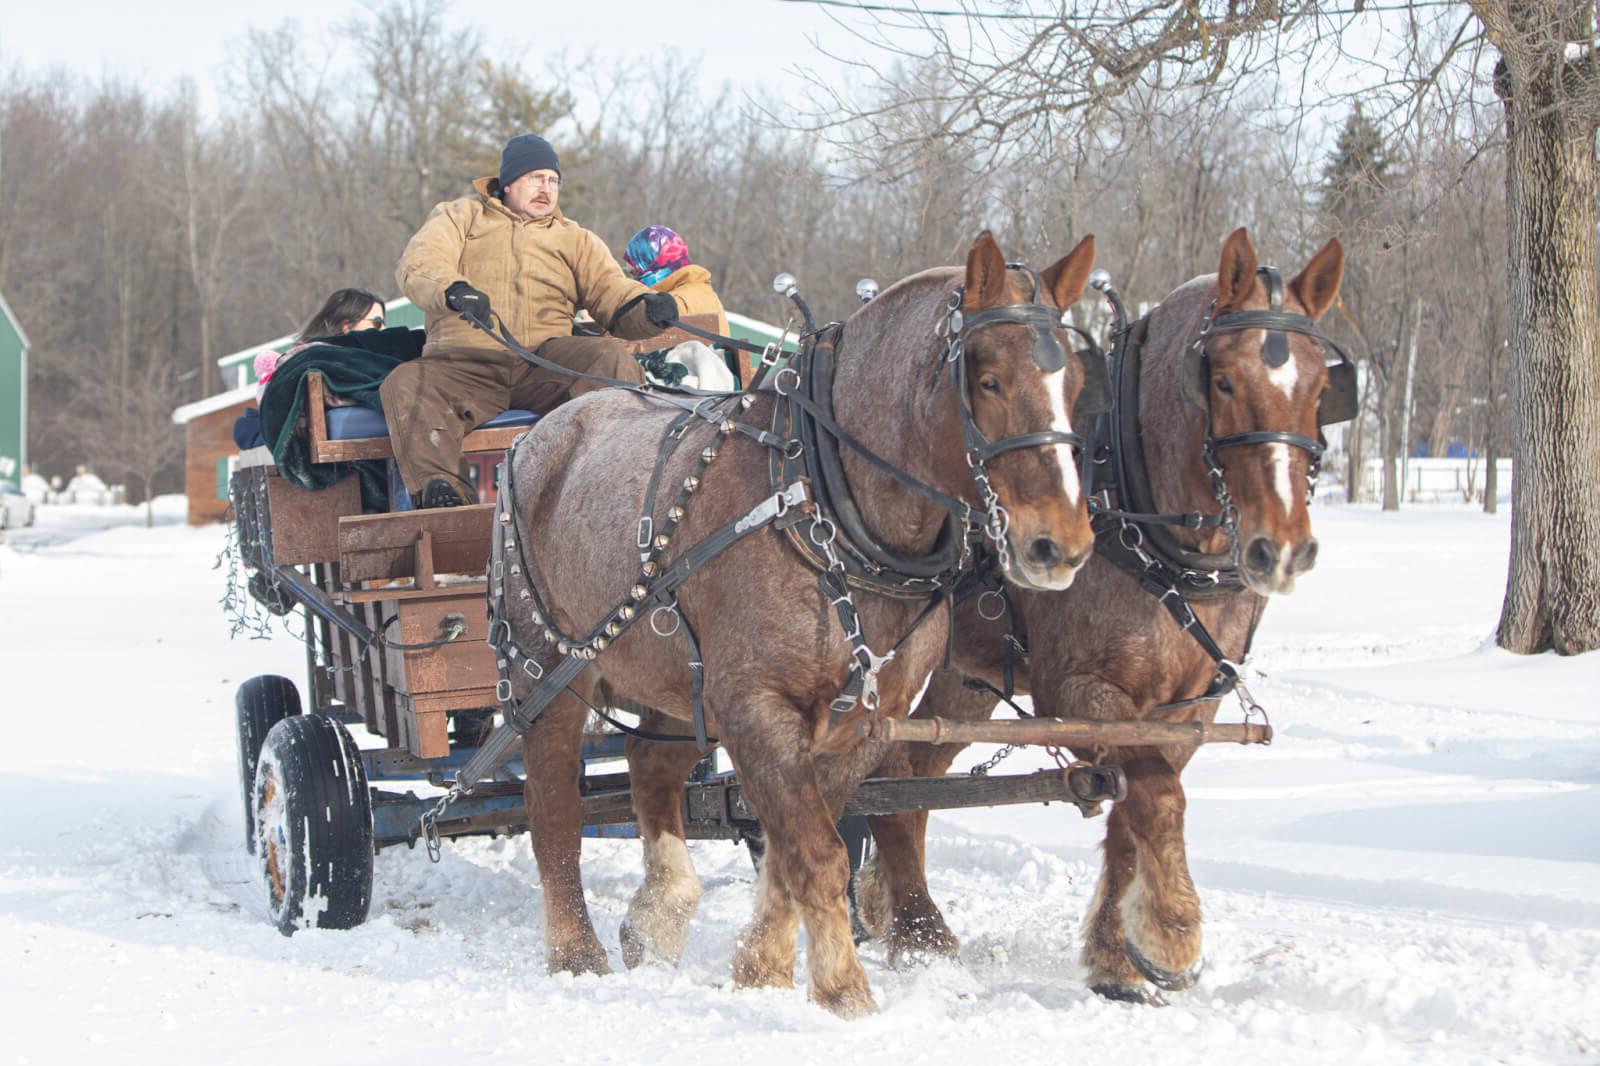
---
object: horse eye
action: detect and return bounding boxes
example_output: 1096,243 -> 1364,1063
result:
1214,375 -> 1234,396
979,374 -> 1002,394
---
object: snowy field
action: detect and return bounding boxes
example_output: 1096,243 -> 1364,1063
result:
1,497 -> 1597,1065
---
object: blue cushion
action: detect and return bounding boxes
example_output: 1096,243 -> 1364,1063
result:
325,406 -> 539,441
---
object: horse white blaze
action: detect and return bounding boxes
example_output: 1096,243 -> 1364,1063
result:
1268,442 -> 1295,520
1263,357 -> 1300,522
1042,368 -> 1082,506
1266,354 -> 1299,402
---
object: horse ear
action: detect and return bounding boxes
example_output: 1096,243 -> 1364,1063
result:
1216,227 -> 1258,312
1289,237 -> 1344,320
1040,234 -> 1096,309
964,230 -> 1011,311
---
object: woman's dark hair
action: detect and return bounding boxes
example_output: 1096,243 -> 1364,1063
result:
298,288 -> 386,340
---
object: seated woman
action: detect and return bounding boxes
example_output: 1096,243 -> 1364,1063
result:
255,287 -> 388,398
235,288 -> 389,451
623,226 -> 729,335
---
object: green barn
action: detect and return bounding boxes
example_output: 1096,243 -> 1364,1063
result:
0,290 -> 29,484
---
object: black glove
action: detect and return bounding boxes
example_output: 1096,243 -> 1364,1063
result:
643,291 -> 679,328
445,281 -> 492,321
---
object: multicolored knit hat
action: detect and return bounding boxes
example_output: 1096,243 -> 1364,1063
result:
624,225 -> 691,287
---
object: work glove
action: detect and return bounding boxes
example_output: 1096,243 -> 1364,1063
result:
445,281 -> 492,322
643,291 -> 680,328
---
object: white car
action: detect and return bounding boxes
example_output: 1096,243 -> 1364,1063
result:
0,478 -> 35,529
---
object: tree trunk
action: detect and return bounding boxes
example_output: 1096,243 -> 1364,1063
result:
1484,429 -> 1499,515
1495,61 -> 1600,654
1380,394 -> 1401,509
1346,412 -> 1364,503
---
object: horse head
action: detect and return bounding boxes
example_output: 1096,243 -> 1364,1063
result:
958,231 -> 1101,591
1184,227 -> 1345,595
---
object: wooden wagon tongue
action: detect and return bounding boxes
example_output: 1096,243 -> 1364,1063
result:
858,715 -> 1272,747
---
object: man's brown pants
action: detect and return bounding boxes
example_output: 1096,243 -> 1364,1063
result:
379,335 -> 642,501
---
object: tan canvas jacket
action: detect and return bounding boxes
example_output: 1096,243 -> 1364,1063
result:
397,176 -> 657,359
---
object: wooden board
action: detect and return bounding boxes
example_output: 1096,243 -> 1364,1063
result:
304,370 -> 531,465
374,590 -> 499,760
378,594 -> 499,697
265,470 -> 363,565
337,504 -> 493,583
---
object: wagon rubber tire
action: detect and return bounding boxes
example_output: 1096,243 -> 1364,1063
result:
252,714 -> 374,935
236,675 -> 300,853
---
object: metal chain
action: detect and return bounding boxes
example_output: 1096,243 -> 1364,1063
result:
966,452 -> 1013,572
1201,442 -> 1243,565
968,743 -> 1018,776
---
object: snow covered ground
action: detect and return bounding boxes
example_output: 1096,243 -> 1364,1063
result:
2,498 -> 1596,1065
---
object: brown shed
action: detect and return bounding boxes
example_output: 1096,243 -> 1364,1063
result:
171,385 -> 256,525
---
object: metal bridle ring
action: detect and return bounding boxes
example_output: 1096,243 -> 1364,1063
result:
773,367 -> 801,395
649,605 -> 682,638
808,517 -> 838,548
977,589 -> 1006,622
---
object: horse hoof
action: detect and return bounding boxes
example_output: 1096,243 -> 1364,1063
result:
811,982 -> 879,1019
549,942 -> 612,978
1123,938 -> 1203,992
1091,982 -> 1167,1007
885,914 -> 961,968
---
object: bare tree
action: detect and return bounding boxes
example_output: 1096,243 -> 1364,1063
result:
72,341 -> 188,526
1468,1 -> 1600,652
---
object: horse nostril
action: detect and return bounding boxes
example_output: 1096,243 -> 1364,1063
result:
1291,537 -> 1319,574
1244,536 -> 1278,575
1026,536 -> 1066,568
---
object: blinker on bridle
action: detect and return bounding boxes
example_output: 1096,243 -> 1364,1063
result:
1181,266 -> 1360,510
937,261 -> 1112,572
943,262 -> 1111,465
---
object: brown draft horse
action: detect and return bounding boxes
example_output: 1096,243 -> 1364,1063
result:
854,228 -> 1345,1002
502,233 -> 1102,1016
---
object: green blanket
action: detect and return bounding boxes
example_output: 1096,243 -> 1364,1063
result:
259,328 -> 426,511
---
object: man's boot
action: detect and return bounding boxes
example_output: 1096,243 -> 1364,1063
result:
419,479 -> 468,509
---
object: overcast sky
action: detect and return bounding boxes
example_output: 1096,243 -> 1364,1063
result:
0,0 -> 885,113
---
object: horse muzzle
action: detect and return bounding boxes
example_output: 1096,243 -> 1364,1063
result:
1006,531 -> 1092,591
1240,533 -> 1318,595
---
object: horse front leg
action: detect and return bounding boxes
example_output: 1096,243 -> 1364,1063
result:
857,668 -> 992,964
522,689 -> 610,976
1036,675 -> 1178,1001
721,695 -> 876,1017
619,716 -> 707,968
1116,751 -> 1203,992
1081,791 -> 1149,999
731,837 -> 800,990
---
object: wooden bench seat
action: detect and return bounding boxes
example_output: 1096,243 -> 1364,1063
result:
304,315 -> 729,464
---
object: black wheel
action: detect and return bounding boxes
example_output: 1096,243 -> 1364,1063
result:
236,675 -> 300,853
252,714 -> 374,935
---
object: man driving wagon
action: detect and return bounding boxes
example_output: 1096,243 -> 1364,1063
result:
382,133 -> 682,509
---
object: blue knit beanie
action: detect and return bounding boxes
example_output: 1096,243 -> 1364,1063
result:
498,134 -> 561,190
